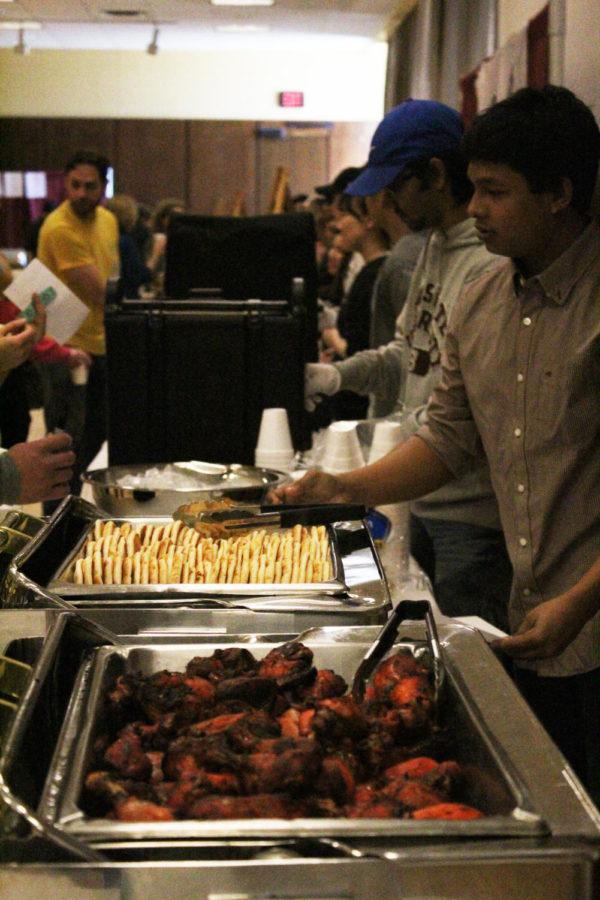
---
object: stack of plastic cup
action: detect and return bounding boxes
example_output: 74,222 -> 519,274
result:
322,420 -> 365,474
254,408 -> 295,471
368,419 -> 403,463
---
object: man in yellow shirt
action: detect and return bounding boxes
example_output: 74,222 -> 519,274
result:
38,150 -> 119,496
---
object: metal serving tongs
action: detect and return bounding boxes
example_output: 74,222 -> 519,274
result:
174,502 -> 367,533
352,599 -> 445,710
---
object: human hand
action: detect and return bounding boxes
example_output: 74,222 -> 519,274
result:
66,347 -> 92,369
30,294 -> 46,343
319,348 -> 337,364
8,432 -> 76,504
0,317 -> 39,375
491,594 -> 591,661
266,468 -> 351,506
304,362 -> 341,412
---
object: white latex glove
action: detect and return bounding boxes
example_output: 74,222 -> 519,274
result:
304,362 -> 341,412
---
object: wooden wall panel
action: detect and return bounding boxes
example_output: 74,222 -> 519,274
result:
115,120 -> 187,209
0,117 -> 116,171
328,121 -> 377,182
187,121 -> 256,215
255,126 -> 329,215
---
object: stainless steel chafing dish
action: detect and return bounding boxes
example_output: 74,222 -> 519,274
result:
1,610 -> 599,898
3,497 -> 390,627
81,463 -> 287,517
37,624 -> 547,843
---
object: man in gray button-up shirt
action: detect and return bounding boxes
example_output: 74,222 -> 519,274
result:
273,87 -> 600,806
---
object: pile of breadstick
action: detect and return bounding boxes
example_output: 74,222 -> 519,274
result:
73,519 -> 332,586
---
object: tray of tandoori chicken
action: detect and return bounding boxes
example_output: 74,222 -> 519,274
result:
35,620 -> 548,842
5,496 -> 389,619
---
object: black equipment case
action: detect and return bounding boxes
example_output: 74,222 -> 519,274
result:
105,295 -> 311,466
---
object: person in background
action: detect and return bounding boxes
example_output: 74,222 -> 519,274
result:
106,194 -> 151,299
147,197 -> 185,292
272,86 -> 600,807
0,251 -> 90,447
304,99 -> 512,633
315,167 -> 365,299
37,149 -> 119,498
0,294 -> 75,505
130,202 -> 153,266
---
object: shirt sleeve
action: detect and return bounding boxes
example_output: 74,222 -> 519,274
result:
0,449 -> 21,504
416,303 -> 487,478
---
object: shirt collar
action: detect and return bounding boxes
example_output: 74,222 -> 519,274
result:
511,219 -> 599,305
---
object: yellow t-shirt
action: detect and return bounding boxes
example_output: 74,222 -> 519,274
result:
38,201 -> 119,355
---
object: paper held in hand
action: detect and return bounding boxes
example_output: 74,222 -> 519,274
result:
4,258 -> 89,345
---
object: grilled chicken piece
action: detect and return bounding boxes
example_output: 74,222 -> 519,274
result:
214,675 -> 276,708
104,730 -> 152,781
347,796 -> 403,818
186,648 -> 259,681
162,734 -> 238,781
316,753 -> 358,805
278,707 -> 316,739
381,778 -> 445,810
257,641 -> 316,689
114,796 -> 174,822
243,737 -> 322,795
291,669 -> 347,704
138,671 -> 215,726
185,793 -> 305,820
166,771 -> 242,814
410,802 -> 484,820
312,696 -> 368,743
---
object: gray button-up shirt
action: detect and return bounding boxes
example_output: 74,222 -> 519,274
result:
418,220 -> 600,677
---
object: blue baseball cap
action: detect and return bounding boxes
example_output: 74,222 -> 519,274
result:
346,99 -> 464,197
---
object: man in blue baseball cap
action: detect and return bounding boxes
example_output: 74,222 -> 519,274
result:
302,98 -> 512,632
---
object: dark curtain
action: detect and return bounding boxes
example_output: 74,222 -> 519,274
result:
0,170 -> 64,248
527,4 -> 549,89
0,197 -> 29,248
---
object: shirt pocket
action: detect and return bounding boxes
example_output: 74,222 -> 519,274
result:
528,340 -> 600,448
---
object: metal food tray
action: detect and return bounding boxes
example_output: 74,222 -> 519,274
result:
38,622 -> 548,843
4,497 -> 390,620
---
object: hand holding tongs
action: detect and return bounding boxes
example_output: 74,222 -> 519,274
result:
352,599 -> 445,707
174,502 -> 367,533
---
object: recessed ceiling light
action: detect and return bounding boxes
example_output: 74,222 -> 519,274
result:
0,21 -> 41,29
103,8 -> 144,16
211,1 -> 274,6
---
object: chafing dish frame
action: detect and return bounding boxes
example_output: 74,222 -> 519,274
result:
35,619 -> 552,843
5,496 -> 390,620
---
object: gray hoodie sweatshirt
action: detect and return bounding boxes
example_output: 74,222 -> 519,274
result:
335,218 -> 503,529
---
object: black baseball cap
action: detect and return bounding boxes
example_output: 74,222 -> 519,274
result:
315,166 -> 364,201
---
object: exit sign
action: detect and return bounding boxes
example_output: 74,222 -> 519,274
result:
279,91 -> 304,108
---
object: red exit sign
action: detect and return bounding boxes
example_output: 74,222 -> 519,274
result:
279,91 -> 304,108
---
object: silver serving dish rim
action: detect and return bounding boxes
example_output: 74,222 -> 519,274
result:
37,623 -> 549,843
81,464 -> 288,516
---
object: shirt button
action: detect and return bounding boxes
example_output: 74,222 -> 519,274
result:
514,427 -> 522,437
517,483 -> 525,493
523,588 -> 531,597
517,373 -> 524,383
519,537 -> 528,547
523,316 -> 532,326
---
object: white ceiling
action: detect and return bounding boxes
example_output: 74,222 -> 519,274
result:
0,0 -> 393,50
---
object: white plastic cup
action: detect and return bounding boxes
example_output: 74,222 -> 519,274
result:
322,420 -> 365,474
255,408 -> 295,470
70,364 -> 89,386
368,419 -> 403,464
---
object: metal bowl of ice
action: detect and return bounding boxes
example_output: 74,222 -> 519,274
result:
81,461 -> 288,517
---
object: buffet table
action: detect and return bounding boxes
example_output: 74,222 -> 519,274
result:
0,501 -> 599,899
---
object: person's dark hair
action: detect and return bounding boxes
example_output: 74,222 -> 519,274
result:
463,85 -> 600,214
388,150 -> 473,206
65,149 -> 110,183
